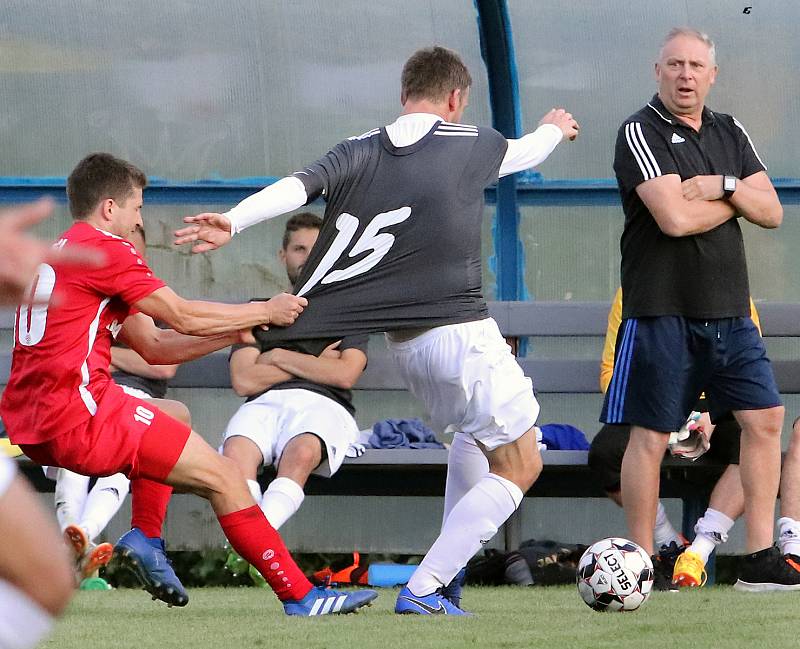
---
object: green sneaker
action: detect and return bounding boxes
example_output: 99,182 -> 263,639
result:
79,577 -> 112,591
224,546 -> 249,577
248,563 -> 268,588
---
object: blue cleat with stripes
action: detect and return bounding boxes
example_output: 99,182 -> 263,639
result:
283,586 -> 378,616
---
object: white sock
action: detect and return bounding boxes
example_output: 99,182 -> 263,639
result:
79,473 -> 130,541
690,508 -> 735,564
407,473 -> 523,596
260,477 -> 304,529
653,501 -> 682,549
778,516 -> 800,556
247,479 -> 262,504
443,432 -> 489,525
0,580 -> 55,649
54,469 -> 90,532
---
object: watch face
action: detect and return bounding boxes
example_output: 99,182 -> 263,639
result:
724,176 -> 736,192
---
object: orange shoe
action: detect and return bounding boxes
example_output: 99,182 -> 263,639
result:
80,543 -> 114,579
672,549 -> 707,587
64,524 -> 89,562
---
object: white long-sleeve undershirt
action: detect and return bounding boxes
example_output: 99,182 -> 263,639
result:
225,112 -> 564,235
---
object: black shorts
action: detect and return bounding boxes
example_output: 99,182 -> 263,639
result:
588,417 -> 741,493
600,316 -> 781,432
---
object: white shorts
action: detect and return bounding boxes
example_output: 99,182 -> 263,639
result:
222,389 -> 358,478
386,318 -> 539,451
0,454 -> 16,499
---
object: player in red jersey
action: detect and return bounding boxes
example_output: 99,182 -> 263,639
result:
0,200 -> 93,648
0,153 -> 377,615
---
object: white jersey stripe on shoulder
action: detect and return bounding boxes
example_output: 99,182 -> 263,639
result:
441,121 -> 478,130
624,123 -> 654,181
438,124 -> 478,131
309,598 -> 324,615
348,128 -> 380,141
634,122 -> 662,177
78,296 -> 112,416
434,130 -> 479,137
732,117 -> 767,171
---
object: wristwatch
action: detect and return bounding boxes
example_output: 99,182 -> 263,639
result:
722,175 -> 737,198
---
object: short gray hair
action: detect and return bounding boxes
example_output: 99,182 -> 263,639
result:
661,27 -> 716,65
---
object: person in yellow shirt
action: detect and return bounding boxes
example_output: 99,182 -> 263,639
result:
590,287 -> 759,588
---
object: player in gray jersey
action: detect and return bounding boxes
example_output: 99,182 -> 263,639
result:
176,45 -> 579,615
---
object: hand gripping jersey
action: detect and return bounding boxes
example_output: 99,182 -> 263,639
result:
1,222 -> 165,444
263,121 -> 508,341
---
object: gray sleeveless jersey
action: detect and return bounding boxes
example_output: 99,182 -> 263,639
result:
264,120 -> 508,341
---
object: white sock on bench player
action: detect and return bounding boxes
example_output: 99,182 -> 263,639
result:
261,477 -> 305,530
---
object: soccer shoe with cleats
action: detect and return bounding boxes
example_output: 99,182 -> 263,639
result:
64,524 -> 89,561
283,586 -> 378,616
80,542 -> 114,579
114,528 -> 189,607
441,567 -> 467,609
395,586 -> 470,615
651,541 -> 685,592
734,546 -> 800,592
672,549 -> 707,587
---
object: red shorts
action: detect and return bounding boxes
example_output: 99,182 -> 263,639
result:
21,386 -> 190,482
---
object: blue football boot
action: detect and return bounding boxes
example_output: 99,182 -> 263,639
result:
441,567 -> 467,609
283,585 -> 378,616
395,586 -> 469,615
114,528 -> 189,607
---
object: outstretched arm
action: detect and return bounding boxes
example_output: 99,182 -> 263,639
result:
499,108 -> 580,177
173,176 -> 308,253
117,311 -> 251,366
133,286 -> 306,337
0,199 -> 103,304
111,343 -> 178,380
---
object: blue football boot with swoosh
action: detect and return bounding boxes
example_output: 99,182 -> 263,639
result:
395,586 -> 470,615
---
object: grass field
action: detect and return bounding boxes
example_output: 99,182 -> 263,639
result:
45,585 -> 799,649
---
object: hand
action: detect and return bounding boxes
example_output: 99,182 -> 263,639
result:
0,199 -> 103,305
320,340 -> 342,359
696,411 -> 715,438
681,175 -> 724,201
264,292 -> 307,327
174,213 -> 233,253
539,108 -> 580,141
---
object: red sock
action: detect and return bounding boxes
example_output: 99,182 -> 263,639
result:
130,478 -> 172,538
218,505 -> 312,601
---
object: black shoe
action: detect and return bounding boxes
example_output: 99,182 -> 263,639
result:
651,541 -> 684,592
734,546 -> 800,592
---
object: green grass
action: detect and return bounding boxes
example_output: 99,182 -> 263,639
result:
45,585 -> 799,649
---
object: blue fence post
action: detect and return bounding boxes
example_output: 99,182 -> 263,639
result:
475,0 -> 524,303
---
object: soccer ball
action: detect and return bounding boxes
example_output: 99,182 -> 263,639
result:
576,537 -> 653,612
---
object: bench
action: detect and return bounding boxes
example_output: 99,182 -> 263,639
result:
4,301 -> 800,562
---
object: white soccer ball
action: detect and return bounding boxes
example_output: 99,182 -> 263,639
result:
576,537 -> 653,612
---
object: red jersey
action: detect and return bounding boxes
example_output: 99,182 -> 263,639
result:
0,222 -> 165,444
